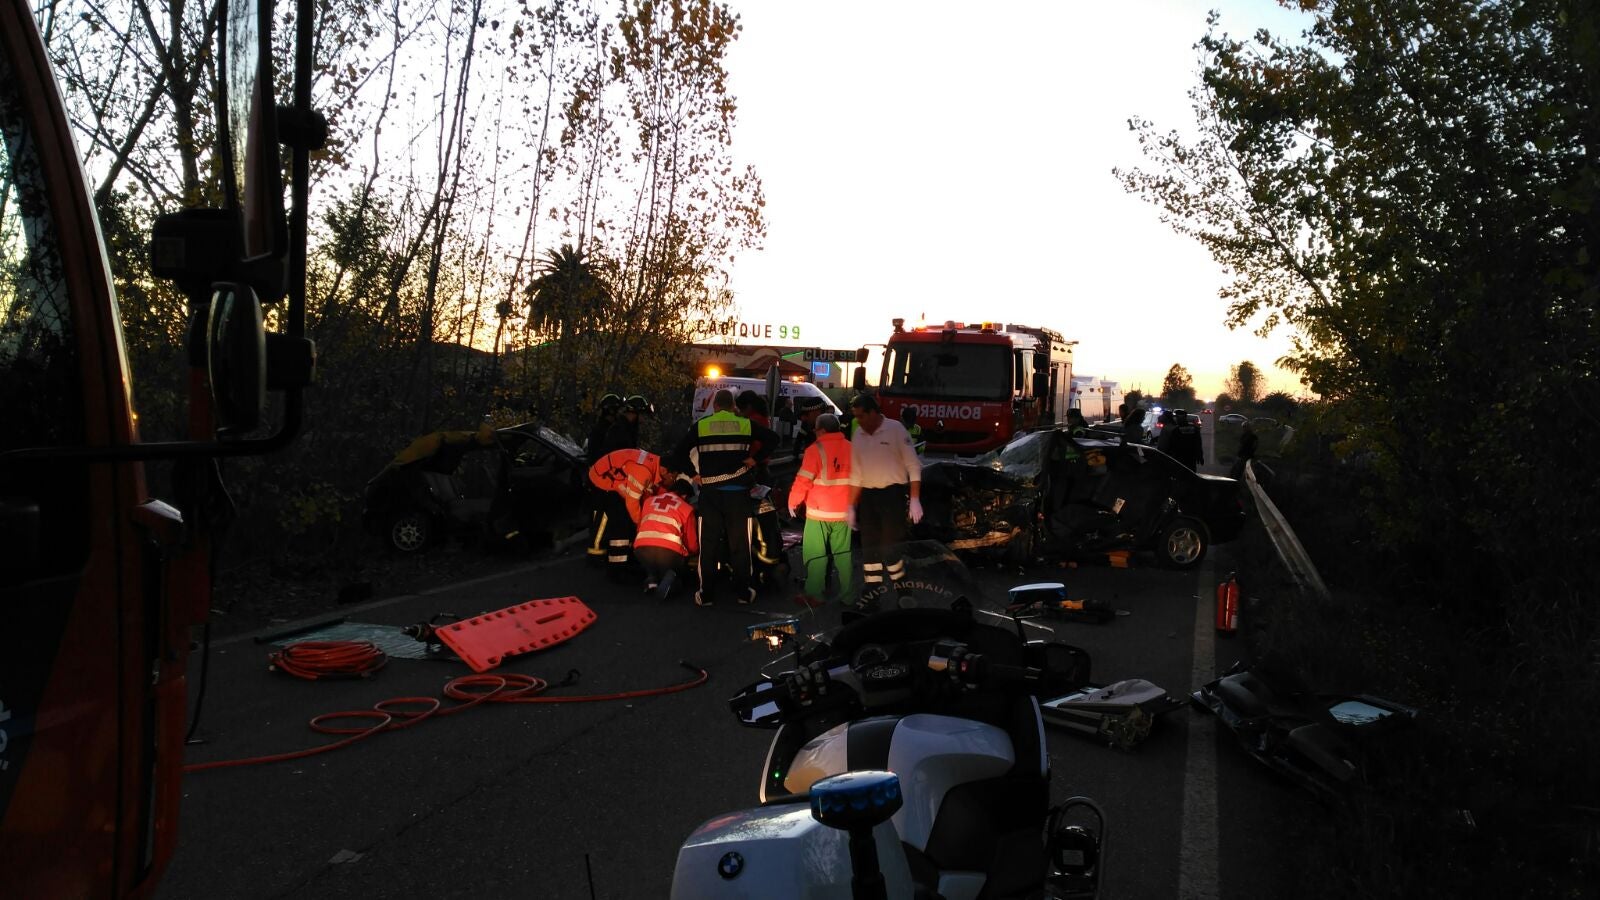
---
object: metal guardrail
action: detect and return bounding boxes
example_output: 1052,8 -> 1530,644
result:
1242,460 -> 1332,602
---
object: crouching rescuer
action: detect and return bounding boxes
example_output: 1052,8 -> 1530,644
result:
847,393 -> 923,601
634,478 -> 698,598
588,448 -> 668,578
788,413 -> 854,607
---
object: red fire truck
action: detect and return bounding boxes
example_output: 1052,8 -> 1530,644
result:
0,1 -> 317,894
874,318 -> 1074,454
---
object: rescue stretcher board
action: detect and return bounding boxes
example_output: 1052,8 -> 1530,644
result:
434,596 -> 597,672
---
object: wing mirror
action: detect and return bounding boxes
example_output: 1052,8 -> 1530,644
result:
207,284 -> 266,435
852,366 -> 867,392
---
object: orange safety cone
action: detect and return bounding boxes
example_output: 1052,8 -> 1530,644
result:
1215,571 -> 1240,635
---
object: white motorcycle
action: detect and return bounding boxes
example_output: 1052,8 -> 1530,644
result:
671,542 -> 1107,900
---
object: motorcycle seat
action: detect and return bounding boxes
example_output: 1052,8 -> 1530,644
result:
1212,672 -> 1273,719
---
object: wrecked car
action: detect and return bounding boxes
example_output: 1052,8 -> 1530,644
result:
914,427 -> 1246,568
362,423 -> 587,553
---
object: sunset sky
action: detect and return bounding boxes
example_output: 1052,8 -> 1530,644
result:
719,0 -> 1316,398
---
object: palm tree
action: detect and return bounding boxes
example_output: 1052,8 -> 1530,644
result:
524,244 -> 610,340
523,244 -> 611,420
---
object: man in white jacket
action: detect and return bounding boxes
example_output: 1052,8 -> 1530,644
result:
846,393 -> 922,603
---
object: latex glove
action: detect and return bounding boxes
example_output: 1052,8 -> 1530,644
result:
909,498 -> 924,524
787,504 -> 799,518
846,507 -> 858,530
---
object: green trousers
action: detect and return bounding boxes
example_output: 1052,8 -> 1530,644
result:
802,517 -> 854,600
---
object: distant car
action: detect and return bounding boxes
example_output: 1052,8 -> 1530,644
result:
915,428 -> 1247,568
363,423 -> 588,553
1219,413 -> 1249,426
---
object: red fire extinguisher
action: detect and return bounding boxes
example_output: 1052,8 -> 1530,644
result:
1215,571 -> 1240,635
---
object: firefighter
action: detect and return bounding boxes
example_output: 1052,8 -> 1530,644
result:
735,390 -> 783,578
1168,409 -> 1204,471
788,413 -> 853,608
900,406 -> 926,456
588,448 -> 669,579
604,394 -> 654,456
1066,407 -> 1090,437
792,395 -> 826,459
634,477 -> 698,599
585,393 -> 624,463
670,388 -> 778,606
847,393 -> 922,604
584,393 -> 624,564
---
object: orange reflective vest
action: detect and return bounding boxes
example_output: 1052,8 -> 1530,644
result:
790,431 -> 853,521
588,448 -> 663,522
634,490 -> 699,557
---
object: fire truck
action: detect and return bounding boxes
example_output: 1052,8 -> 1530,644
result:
874,318 -> 1074,454
0,0 -> 318,894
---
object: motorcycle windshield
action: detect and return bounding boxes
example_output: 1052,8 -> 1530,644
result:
763,540 -> 1012,677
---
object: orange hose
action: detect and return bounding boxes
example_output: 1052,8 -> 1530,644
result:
183,663 -> 709,773
268,640 -> 388,680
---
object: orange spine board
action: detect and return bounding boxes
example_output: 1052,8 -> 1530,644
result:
435,597 -> 597,672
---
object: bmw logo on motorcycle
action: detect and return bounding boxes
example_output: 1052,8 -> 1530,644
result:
717,851 -> 744,880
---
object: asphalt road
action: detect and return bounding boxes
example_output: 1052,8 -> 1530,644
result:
157,516 -> 1317,899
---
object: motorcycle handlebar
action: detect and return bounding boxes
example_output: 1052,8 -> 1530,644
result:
927,641 -> 1034,689
777,641 -> 1035,717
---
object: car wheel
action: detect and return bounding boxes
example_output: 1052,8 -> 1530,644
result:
389,511 -> 433,553
1158,516 -> 1208,569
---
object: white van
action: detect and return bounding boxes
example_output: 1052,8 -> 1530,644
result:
691,377 -> 842,419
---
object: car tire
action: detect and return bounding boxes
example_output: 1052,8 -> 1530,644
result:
1157,516 -> 1208,569
389,511 -> 433,554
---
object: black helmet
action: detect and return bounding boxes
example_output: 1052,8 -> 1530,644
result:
850,392 -> 880,413
599,393 -> 623,412
795,396 -> 827,414
624,394 -> 654,414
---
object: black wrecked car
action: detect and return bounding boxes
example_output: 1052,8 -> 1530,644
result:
362,423 -> 588,553
915,428 -> 1246,568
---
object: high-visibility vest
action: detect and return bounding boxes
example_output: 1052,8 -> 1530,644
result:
906,423 -> 926,456
634,490 -> 698,557
791,432 -> 853,521
692,410 -> 755,488
588,448 -> 663,522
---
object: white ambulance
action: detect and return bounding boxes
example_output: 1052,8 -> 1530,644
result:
690,377 -> 843,419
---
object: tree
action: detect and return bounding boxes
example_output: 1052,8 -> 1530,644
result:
1119,0 -> 1600,613
1161,364 -> 1196,409
1257,391 -> 1298,422
1224,361 -> 1263,407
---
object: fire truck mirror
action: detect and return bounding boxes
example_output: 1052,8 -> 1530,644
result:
207,284 -> 268,436
222,0 -> 286,272
1033,371 -> 1049,399
853,366 -> 867,391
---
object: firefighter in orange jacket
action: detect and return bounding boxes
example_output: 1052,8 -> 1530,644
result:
588,448 -> 668,577
634,479 -> 699,598
787,413 -> 854,607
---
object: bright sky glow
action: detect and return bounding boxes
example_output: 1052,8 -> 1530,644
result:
721,0 -> 1315,399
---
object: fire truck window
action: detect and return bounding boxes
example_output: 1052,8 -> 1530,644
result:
882,345 -> 1010,401
0,63 -> 82,452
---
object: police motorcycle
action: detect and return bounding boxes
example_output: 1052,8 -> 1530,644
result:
671,542 -> 1107,899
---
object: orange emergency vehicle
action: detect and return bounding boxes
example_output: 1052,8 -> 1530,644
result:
0,0 -> 319,894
